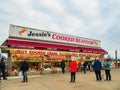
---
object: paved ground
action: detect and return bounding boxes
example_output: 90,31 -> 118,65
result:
0,68 -> 120,90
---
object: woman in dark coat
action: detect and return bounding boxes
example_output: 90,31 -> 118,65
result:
93,59 -> 102,81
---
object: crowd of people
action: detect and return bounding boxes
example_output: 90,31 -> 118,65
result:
0,57 -> 111,83
0,58 -> 29,83
60,58 -> 111,83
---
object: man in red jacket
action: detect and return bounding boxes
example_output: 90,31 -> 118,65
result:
70,60 -> 77,82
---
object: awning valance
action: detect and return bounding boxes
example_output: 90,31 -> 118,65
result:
7,39 -> 108,54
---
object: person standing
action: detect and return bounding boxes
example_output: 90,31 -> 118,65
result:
88,62 -> 91,71
70,60 -> 77,82
60,60 -> 65,74
20,60 -> 29,82
103,59 -> 111,81
91,60 -> 95,72
93,58 -> 102,81
83,61 -> 87,74
78,61 -> 82,72
0,58 -> 7,80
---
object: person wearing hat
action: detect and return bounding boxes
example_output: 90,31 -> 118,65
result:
70,59 -> 78,82
0,58 -> 7,80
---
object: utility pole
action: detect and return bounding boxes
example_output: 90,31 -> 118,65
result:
115,50 -> 118,67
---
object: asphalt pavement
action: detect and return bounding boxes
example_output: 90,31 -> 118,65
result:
0,68 -> 120,90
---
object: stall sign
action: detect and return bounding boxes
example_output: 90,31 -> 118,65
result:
9,25 -> 101,47
10,49 -> 58,55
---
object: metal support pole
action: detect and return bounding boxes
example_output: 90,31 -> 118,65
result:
115,50 -> 118,67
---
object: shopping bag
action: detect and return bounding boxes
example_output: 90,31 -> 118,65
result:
18,72 -> 22,78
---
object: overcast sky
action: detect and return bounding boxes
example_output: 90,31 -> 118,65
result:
0,0 -> 120,58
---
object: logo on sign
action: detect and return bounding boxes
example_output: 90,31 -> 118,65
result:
18,28 -> 51,37
93,40 -> 99,46
18,28 -> 27,36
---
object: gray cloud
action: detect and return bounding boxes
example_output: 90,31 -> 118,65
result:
0,0 -> 120,58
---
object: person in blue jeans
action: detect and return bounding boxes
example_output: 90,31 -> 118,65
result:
20,60 -> 29,82
93,58 -> 102,81
103,59 -> 111,81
